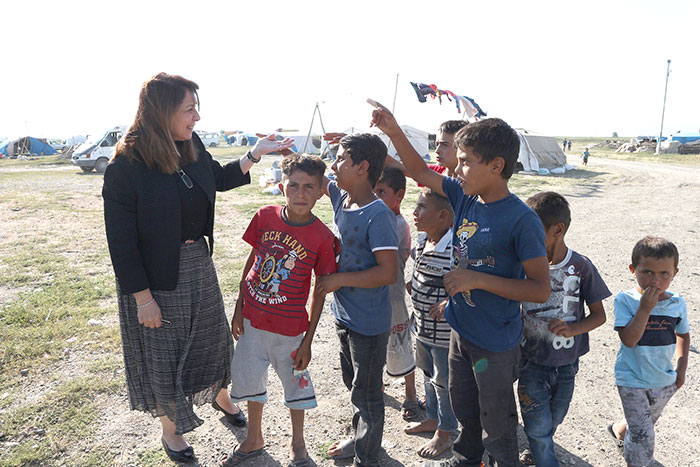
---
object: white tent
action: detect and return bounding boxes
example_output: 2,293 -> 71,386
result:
275,131 -> 325,155
516,129 -> 567,171
342,125 -> 433,160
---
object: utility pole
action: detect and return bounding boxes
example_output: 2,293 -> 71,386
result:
656,59 -> 671,155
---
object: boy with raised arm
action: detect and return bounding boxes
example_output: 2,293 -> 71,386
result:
371,105 -> 550,467
315,134 -> 399,466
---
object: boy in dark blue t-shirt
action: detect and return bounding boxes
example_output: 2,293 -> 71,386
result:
372,104 -> 550,467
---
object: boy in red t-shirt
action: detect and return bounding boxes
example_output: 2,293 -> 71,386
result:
222,154 -> 339,466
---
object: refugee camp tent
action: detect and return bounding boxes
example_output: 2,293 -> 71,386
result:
0,136 -> 57,157
343,125 -> 433,160
276,132 -> 323,155
516,129 -> 567,171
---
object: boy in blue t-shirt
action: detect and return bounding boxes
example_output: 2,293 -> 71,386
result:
608,237 -> 690,467
372,104 -> 550,467
518,192 -> 610,467
316,133 -> 399,466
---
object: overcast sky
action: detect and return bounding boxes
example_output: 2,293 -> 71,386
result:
3,0 -> 698,139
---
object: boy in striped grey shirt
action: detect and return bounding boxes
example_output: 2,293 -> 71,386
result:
404,187 -> 458,459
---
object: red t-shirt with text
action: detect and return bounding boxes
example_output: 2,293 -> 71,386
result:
242,205 -> 339,336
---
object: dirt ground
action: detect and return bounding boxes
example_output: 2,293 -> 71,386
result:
5,155 -> 700,466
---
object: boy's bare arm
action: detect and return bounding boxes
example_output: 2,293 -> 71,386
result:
443,256 -> 550,303
293,285 -> 326,370
617,286 -> 663,347
549,301 -> 607,338
315,249 -> 398,294
371,105 -> 446,195
675,332 -> 690,389
231,248 -> 256,340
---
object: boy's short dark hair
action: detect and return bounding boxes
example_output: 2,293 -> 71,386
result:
377,166 -> 406,193
438,120 -> 468,136
453,118 -> 520,179
339,133 -> 388,187
421,187 -> 454,223
280,153 -> 326,185
632,236 -> 679,268
526,191 -> 571,231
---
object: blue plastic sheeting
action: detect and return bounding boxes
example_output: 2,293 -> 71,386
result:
671,133 -> 700,144
0,137 -> 57,156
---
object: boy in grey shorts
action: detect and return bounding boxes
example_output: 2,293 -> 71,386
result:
374,167 -> 418,420
608,236 -> 690,467
221,154 -> 339,467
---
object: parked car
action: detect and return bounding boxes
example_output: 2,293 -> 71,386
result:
71,126 -> 125,173
196,131 -> 219,147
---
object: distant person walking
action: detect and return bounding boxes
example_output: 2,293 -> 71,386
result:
102,72 -> 292,464
567,140 -> 572,151
582,147 -> 590,166
562,139 -> 568,152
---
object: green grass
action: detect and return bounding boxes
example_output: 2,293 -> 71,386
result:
0,375 -> 123,466
0,154 -> 71,168
563,138 -> 700,166
0,143 -> 685,464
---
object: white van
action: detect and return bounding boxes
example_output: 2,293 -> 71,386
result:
196,131 -> 219,147
71,126 -> 126,173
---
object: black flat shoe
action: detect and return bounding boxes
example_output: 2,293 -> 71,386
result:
161,437 -> 196,463
212,399 -> 247,427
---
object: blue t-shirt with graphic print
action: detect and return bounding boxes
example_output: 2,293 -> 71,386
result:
328,181 -> 399,336
442,177 -> 547,352
614,289 -> 689,388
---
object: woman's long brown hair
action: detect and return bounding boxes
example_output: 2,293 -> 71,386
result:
115,73 -> 199,173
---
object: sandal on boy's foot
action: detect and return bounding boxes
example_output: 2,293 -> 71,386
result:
606,423 -> 624,450
401,400 -> 422,422
327,438 -> 355,459
519,448 -> 535,466
161,438 -> 196,464
212,400 -> 247,427
288,456 -> 311,467
217,445 -> 264,466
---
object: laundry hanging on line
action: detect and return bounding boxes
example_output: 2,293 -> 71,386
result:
409,81 -> 487,119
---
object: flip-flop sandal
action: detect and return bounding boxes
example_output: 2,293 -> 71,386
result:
288,456 -> 311,467
218,445 -> 264,466
327,438 -> 354,459
607,423 -> 624,450
519,448 -> 535,465
401,400 -> 422,422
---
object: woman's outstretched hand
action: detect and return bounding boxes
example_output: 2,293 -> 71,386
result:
251,134 -> 295,158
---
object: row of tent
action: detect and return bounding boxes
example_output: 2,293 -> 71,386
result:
341,125 -> 566,172
0,128 -> 568,173
0,136 -> 57,157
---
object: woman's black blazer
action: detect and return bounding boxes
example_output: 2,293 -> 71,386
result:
103,134 -> 250,294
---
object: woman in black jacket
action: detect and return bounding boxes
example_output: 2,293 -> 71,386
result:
103,72 -> 292,463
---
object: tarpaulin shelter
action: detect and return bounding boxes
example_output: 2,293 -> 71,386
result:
516,129 -> 567,171
0,136 -> 57,157
671,132 -> 700,144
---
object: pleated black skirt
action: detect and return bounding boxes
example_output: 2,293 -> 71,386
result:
117,239 -> 233,434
